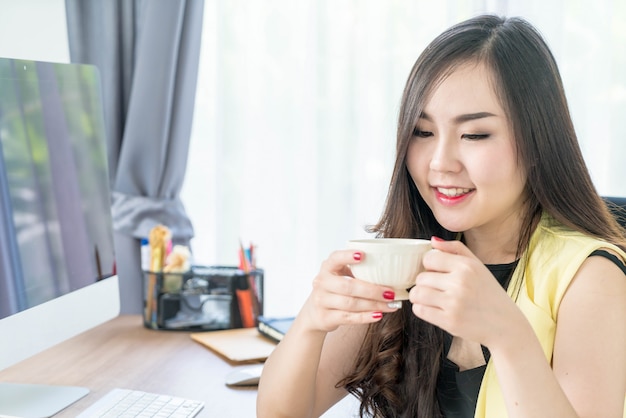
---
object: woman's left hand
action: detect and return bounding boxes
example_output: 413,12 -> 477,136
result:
408,237 -> 522,346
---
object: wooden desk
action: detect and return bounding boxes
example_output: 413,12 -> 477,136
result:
0,315 -> 258,417
0,315 -> 357,417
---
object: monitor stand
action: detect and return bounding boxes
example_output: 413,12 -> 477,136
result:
0,382 -> 89,418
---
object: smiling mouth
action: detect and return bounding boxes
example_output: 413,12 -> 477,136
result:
436,187 -> 474,197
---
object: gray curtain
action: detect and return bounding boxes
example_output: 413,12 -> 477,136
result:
65,0 -> 205,313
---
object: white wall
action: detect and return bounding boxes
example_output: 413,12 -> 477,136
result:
0,0 -> 69,63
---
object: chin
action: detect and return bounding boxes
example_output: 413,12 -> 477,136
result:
432,214 -> 469,234
440,225 -> 464,234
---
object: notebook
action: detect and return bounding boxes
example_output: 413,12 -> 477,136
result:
257,316 -> 295,343
191,328 -> 277,363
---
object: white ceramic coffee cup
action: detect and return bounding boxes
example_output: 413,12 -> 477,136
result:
346,238 -> 432,300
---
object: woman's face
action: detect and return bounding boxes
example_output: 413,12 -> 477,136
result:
406,62 -> 527,236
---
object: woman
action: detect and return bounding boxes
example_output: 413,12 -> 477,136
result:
257,15 -> 626,418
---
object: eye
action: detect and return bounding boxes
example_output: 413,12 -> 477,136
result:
462,133 -> 490,140
412,128 -> 433,138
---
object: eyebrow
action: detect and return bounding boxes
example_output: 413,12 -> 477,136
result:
419,111 -> 498,124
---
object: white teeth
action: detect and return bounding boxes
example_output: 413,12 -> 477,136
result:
437,187 -> 471,197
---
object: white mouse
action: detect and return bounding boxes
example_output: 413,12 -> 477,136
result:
225,364 -> 264,386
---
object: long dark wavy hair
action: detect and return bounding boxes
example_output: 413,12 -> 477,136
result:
338,14 -> 626,417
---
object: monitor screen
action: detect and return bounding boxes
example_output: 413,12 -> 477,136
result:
0,57 -> 120,417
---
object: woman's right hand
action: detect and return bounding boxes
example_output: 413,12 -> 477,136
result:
259,249 -> 397,418
300,249 -> 402,333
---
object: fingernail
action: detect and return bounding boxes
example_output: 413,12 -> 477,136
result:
431,236 -> 444,242
353,252 -> 362,261
372,311 -> 383,319
387,301 -> 402,309
383,290 -> 395,300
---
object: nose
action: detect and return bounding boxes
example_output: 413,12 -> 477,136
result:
429,135 -> 461,173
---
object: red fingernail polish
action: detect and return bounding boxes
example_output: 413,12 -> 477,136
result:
353,252 -> 362,261
431,236 -> 444,242
372,311 -> 383,319
383,290 -> 395,300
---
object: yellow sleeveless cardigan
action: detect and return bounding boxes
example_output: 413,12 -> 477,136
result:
474,213 -> 626,417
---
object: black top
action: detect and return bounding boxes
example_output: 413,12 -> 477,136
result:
436,249 -> 626,417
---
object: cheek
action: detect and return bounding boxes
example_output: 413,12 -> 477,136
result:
471,148 -> 524,191
406,143 -> 429,186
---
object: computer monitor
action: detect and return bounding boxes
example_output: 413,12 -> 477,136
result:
0,57 -> 120,417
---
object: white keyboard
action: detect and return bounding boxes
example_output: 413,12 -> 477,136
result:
76,388 -> 204,418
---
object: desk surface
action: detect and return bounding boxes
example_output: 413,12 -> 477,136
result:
0,315 -> 357,417
0,315 -> 258,417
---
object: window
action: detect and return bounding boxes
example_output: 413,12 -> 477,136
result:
182,0 -> 626,316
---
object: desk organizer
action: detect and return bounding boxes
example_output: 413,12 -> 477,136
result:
142,265 -> 263,331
